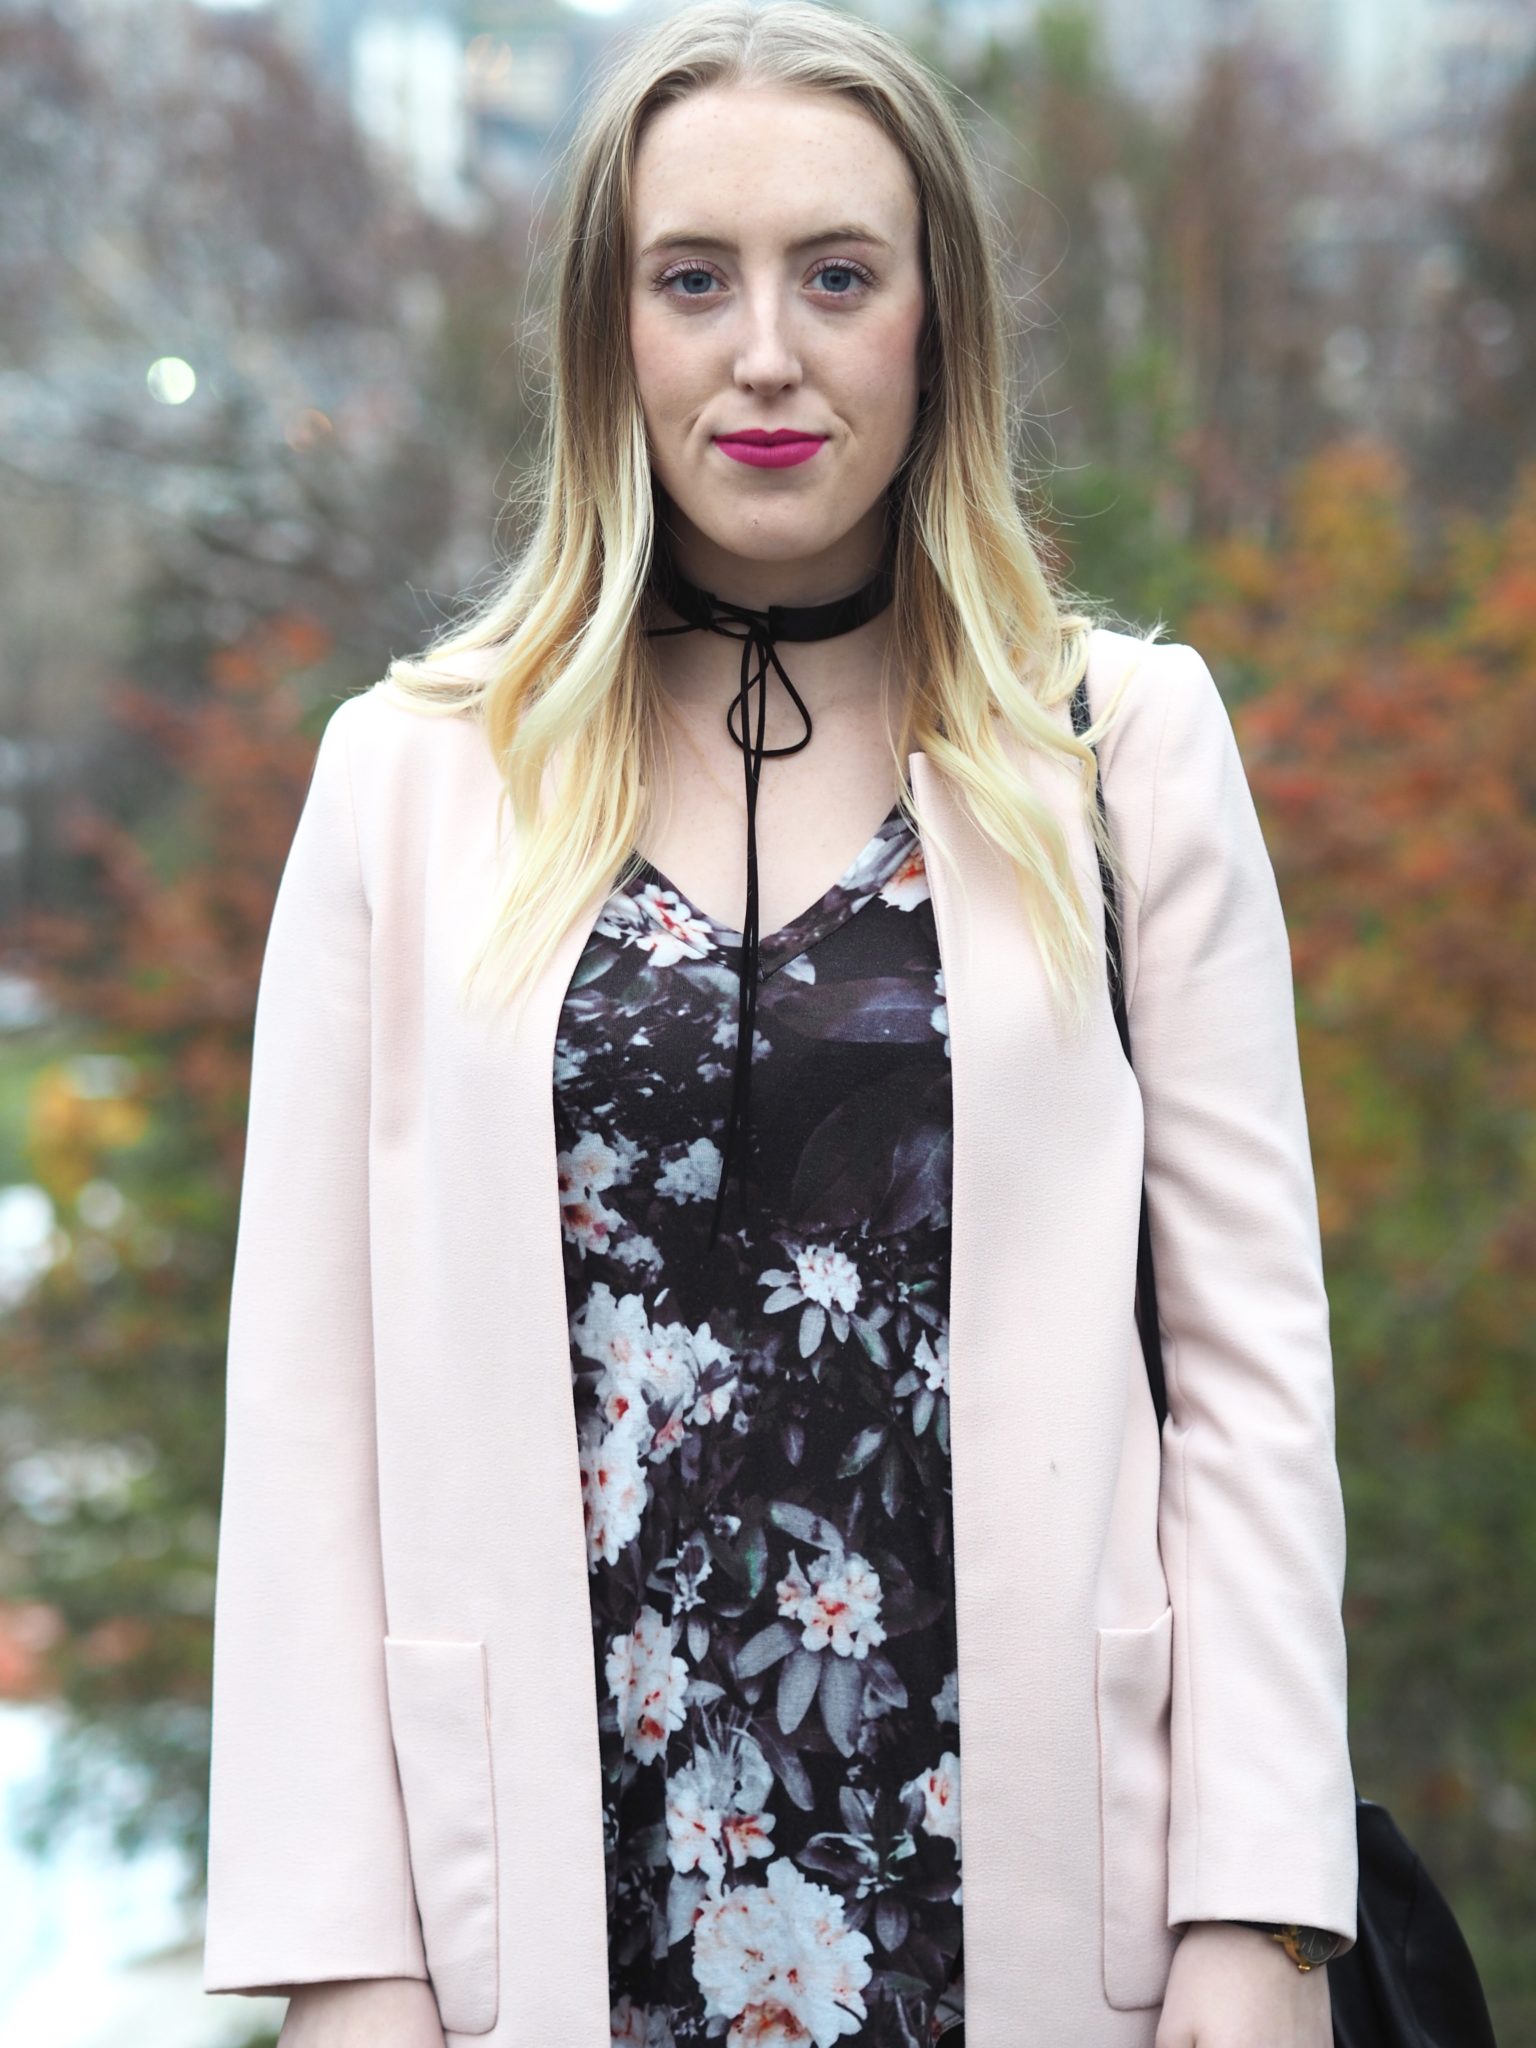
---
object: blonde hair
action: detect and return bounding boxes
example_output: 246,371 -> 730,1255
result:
378,0 -> 1164,1035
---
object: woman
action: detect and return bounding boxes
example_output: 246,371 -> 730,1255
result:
201,5 -> 1358,2045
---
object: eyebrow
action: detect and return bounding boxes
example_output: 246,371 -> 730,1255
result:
637,223 -> 894,261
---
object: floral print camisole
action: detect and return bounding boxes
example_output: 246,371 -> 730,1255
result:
552,795 -> 965,2048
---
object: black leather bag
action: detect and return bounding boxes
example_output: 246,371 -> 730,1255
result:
1071,674 -> 1499,2047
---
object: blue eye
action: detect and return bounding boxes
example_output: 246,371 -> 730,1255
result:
652,258 -> 876,300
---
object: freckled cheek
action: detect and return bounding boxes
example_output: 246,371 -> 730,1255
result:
842,361 -> 923,460
844,321 -> 923,423
631,307 -> 706,425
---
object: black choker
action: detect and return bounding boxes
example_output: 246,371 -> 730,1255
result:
643,545 -> 897,1249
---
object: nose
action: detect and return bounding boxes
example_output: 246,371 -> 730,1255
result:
731,280 -> 803,392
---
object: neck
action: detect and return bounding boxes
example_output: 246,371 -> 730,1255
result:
645,602 -> 897,720
652,507 -> 892,617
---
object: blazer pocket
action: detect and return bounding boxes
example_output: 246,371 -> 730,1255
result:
383,1636 -> 500,2035
1094,1601 -> 1179,2010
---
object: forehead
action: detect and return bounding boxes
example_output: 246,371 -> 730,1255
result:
630,83 -> 919,243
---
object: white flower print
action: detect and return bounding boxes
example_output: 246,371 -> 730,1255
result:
569,1127 -> 638,1193
558,1125 -> 642,1258
775,1548 -> 887,1660
609,1991 -> 678,2046
572,1283 -> 653,1430
560,1179 -> 625,1258
689,1320 -> 740,1425
605,1602 -> 690,1766
657,1135 -> 724,1205
914,1326 -> 949,1396
709,1011 -> 771,1062
840,828 -> 911,903
879,841 -> 932,912
692,1381 -> 737,1427
932,1668 -> 959,1725
759,1242 -> 863,1357
634,881 -> 717,967
644,1320 -> 698,1409
666,1733 -> 777,1893
759,1243 -> 862,1319
552,1036 -> 588,1087
794,1243 -> 861,1314
595,889 -> 647,941
690,1858 -> 874,2046
611,1229 -> 663,1275
579,1407 -> 649,1569
931,964 -> 950,1058
574,1284 -> 740,1454
905,1749 -> 961,1846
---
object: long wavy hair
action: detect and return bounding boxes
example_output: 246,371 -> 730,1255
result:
378,0 -> 1164,1034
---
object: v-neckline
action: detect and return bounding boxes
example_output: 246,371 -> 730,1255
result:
631,796 -> 914,976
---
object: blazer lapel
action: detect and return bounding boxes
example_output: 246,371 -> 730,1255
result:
905,737 -> 1147,2026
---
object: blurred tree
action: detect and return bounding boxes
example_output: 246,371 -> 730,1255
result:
0,5 -> 466,653
1451,54 -> 1536,499
0,615 -> 347,1915
0,0 -> 537,919
957,10 -> 1403,624
1187,434 -> 1536,2029
962,4 -> 1204,623
954,9 -> 1536,616
1157,38 -> 1346,539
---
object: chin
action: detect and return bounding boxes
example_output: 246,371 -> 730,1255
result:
713,503 -> 849,548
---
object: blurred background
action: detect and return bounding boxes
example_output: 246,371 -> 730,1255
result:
1,0 -> 1533,2042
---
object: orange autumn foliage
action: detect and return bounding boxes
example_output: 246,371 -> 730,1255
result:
1186,440 -> 1536,1295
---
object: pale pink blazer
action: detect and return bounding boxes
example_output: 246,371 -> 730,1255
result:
201,627 -> 1359,2045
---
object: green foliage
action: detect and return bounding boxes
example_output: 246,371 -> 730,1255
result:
1189,443 -> 1536,2035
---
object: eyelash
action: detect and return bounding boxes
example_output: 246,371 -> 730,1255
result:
651,257 -> 877,301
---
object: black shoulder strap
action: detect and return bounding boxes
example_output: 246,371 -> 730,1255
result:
1070,673 -> 1169,1434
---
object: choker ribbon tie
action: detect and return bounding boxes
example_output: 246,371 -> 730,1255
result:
643,544 -> 897,1249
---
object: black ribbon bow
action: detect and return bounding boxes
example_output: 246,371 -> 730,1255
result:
642,541 -> 897,1248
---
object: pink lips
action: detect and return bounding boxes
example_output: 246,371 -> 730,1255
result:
714,434 -> 827,469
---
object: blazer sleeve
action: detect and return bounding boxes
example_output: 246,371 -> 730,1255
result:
202,695 -> 429,1996
1126,642 -> 1359,1951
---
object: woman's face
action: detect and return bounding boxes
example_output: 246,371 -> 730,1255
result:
628,82 -> 927,603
